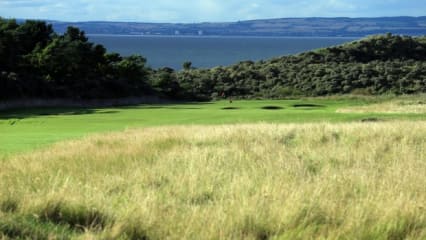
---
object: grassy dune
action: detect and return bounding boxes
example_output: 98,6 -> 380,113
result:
1,122 -> 425,239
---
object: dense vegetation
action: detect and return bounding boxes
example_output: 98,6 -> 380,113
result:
1,19 -> 426,101
173,33 -> 426,99
0,19 -> 152,100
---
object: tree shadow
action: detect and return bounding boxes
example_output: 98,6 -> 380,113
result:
0,101 -> 211,120
132,106 -> 201,110
120,101 -> 213,110
0,108 -> 119,120
166,107 -> 201,110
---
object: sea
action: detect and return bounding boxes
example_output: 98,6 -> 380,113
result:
88,35 -> 358,70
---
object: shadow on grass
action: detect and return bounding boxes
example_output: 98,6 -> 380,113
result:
361,117 -> 385,122
261,106 -> 284,110
134,106 -> 201,110
0,101 -> 210,120
40,201 -> 109,232
222,107 -> 241,110
121,101 -> 212,110
0,199 -> 151,240
0,108 -> 99,120
0,108 -> 117,120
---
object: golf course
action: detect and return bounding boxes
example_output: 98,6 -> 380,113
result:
1,19 -> 426,239
0,95 -> 425,239
1,96 -> 425,155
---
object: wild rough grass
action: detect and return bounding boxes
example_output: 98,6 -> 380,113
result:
338,98 -> 426,114
1,122 -> 425,239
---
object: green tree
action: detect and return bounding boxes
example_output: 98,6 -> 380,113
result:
183,61 -> 192,70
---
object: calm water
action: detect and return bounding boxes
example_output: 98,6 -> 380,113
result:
89,35 -> 358,69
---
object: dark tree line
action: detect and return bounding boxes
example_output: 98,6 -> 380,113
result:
1,19 -> 425,101
0,19 -> 153,100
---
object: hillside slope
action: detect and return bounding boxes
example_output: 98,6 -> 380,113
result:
49,17 -> 426,37
166,34 -> 426,99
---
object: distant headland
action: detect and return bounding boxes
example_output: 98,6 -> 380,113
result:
43,16 -> 426,37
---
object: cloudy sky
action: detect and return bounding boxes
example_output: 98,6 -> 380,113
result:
0,0 -> 424,22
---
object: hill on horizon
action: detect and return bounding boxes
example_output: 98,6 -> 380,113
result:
45,16 -> 426,37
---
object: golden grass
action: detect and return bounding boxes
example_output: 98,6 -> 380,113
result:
1,122 -> 425,239
338,99 -> 426,114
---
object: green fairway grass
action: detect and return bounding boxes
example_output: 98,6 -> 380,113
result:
1,97 -> 425,155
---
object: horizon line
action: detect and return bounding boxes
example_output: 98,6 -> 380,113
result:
6,15 -> 426,24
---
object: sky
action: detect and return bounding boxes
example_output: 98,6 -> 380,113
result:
0,0 -> 425,23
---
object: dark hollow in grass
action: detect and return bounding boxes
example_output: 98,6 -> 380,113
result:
0,198 -> 19,213
261,106 -> 283,110
0,215 -> 74,239
190,192 -> 214,205
293,104 -> 325,108
221,107 -> 240,110
119,224 -> 150,240
361,118 -> 383,122
8,120 -> 19,125
40,201 -> 109,231
240,217 -> 274,240
0,217 -> 49,240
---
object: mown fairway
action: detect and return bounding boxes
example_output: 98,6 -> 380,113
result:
1,96 -> 425,155
0,122 -> 425,239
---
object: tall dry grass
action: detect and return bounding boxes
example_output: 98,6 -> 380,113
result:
1,122 -> 425,239
338,99 -> 426,114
